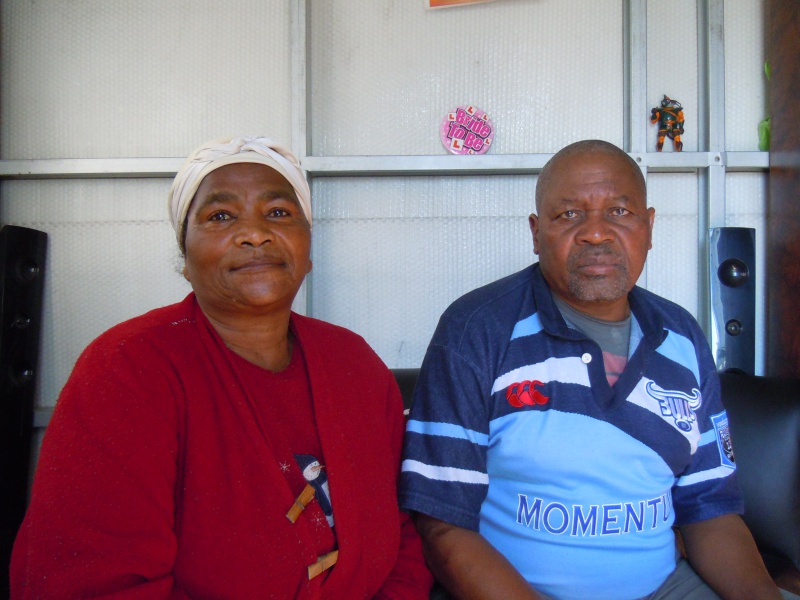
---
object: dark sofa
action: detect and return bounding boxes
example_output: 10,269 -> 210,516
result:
719,371 -> 800,594
392,369 -> 800,596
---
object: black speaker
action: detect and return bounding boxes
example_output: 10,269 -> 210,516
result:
708,227 -> 755,375
0,225 -> 47,597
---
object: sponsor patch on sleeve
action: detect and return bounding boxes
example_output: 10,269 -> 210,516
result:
710,411 -> 735,468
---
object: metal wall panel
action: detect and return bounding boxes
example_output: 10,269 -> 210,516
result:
309,0 -> 623,156
0,179 -> 191,409
646,0 -> 699,153
645,172 -> 700,317
309,174 -> 537,367
1,1 -> 292,159
724,1 -> 768,151
0,0 -> 773,419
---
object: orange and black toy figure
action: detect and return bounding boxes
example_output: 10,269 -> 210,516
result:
650,95 -> 684,151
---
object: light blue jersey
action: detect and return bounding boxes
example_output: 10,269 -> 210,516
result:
400,264 -> 742,600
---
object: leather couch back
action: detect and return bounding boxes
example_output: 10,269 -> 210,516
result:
719,372 -> 800,572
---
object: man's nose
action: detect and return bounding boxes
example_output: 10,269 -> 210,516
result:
577,212 -> 614,244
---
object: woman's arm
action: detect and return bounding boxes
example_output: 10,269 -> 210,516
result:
10,340 -> 185,599
374,375 -> 435,600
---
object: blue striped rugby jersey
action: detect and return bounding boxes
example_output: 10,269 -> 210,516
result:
399,264 -> 743,600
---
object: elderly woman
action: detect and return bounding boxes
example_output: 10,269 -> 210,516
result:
11,138 -> 433,599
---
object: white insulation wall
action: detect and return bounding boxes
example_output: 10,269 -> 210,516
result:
0,0 -> 768,420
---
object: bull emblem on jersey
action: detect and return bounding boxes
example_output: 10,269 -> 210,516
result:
645,381 -> 702,432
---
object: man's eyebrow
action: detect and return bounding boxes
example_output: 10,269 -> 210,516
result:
552,195 -> 635,206
611,195 -> 634,204
548,197 -> 581,209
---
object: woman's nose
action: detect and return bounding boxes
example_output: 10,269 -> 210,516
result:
235,215 -> 274,247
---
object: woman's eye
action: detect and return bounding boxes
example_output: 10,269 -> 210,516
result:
267,207 -> 291,218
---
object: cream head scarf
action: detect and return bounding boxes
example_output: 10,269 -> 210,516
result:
168,136 -> 311,252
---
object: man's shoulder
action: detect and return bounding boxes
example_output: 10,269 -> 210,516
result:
630,286 -> 710,364
442,265 -> 536,323
631,285 -> 700,328
426,265 -> 538,358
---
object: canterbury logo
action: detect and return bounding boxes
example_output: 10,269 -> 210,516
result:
506,380 -> 549,407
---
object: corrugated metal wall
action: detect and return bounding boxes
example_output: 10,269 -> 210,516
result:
0,0 -> 768,425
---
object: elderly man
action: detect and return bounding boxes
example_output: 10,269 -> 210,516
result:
400,140 -> 787,599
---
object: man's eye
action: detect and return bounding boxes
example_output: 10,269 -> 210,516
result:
560,210 -> 579,219
610,207 -> 630,217
208,211 -> 232,221
267,207 -> 291,218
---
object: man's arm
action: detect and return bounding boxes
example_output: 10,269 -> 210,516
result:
413,513 -> 545,600
679,513 -> 781,600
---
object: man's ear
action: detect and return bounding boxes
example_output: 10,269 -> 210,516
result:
529,214 -> 540,255
647,207 -> 656,249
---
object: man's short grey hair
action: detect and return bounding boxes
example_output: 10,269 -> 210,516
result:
535,140 -> 646,212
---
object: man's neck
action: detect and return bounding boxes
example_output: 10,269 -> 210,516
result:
551,293 -> 631,323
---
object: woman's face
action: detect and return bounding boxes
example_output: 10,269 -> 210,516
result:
182,162 -> 312,319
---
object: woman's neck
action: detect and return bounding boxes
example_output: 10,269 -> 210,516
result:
202,305 -> 294,372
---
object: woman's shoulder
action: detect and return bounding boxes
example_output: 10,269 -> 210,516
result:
291,313 -> 389,371
291,312 -> 368,346
82,294 -> 200,360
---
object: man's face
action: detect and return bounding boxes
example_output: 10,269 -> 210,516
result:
183,162 -> 312,319
529,152 -> 655,321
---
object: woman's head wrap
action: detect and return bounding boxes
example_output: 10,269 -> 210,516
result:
168,136 -> 311,251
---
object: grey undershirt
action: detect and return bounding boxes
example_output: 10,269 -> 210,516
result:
552,294 -> 634,358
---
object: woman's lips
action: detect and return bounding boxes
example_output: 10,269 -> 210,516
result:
231,257 -> 285,272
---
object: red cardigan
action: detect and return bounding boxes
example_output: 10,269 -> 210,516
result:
11,294 -> 432,599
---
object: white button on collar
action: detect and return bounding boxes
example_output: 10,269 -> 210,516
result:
581,353 -> 592,364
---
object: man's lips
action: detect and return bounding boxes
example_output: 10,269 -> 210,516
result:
575,262 -> 620,276
571,251 -> 623,275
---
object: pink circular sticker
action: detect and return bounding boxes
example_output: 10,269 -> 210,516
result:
440,105 -> 493,155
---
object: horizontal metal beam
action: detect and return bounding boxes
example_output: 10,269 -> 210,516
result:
0,152 -> 768,180
302,154 -> 552,176
0,158 -> 186,179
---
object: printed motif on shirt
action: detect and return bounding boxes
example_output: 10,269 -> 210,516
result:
296,454 -> 334,527
515,490 -> 673,537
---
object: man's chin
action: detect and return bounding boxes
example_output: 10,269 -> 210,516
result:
568,276 -> 631,304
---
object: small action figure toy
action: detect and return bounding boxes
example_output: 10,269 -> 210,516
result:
650,95 -> 684,151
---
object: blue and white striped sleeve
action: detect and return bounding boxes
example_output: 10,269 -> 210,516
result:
671,336 -> 744,525
399,345 -> 491,531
